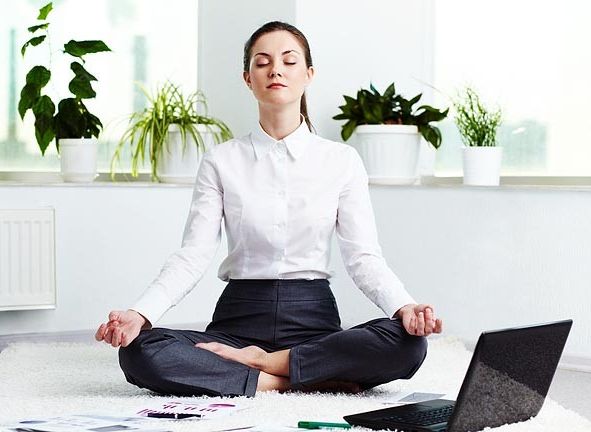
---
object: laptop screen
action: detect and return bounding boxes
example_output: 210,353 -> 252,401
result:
448,320 -> 572,432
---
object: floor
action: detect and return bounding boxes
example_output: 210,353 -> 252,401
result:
1,330 -> 589,421
546,368 -> 591,420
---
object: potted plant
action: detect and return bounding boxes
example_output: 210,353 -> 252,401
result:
18,2 -> 111,182
110,82 -> 232,183
453,87 -> 503,186
333,82 -> 448,184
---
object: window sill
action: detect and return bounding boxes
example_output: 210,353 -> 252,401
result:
0,172 -> 194,188
2,172 -> 591,191
370,175 -> 591,191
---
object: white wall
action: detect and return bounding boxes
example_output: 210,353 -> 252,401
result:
197,0 -> 296,138
294,0 -> 434,142
0,184 -> 590,368
198,0 -> 437,176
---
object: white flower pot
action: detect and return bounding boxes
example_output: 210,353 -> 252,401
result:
157,124 -> 216,184
463,146 -> 503,186
353,124 -> 421,185
58,138 -> 98,182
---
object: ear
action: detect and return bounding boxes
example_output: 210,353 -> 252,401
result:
243,71 -> 252,89
305,66 -> 315,85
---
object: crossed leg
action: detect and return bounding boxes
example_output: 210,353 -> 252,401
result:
196,318 -> 426,394
196,342 -> 362,393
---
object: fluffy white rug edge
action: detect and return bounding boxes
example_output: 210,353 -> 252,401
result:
0,337 -> 589,432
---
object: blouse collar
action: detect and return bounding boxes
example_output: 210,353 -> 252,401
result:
251,114 -> 311,160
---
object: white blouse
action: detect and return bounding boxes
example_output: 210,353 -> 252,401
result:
131,119 -> 416,325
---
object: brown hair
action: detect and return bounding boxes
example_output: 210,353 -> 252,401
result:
243,21 -> 314,132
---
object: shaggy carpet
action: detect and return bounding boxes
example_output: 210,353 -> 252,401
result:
0,337 -> 589,432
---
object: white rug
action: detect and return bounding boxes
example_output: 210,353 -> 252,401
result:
0,337 -> 589,432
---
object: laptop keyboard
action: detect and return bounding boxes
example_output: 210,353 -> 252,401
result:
381,404 -> 454,426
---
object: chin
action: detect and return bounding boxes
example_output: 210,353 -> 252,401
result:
260,91 -> 301,104
260,96 -> 298,107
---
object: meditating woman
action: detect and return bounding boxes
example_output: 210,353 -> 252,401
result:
95,21 -> 443,397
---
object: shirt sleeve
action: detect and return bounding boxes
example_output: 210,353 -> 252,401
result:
130,148 -> 223,326
335,147 -> 416,318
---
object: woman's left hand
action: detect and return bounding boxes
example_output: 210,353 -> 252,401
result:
395,304 -> 443,336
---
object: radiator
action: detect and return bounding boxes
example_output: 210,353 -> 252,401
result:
0,208 -> 56,311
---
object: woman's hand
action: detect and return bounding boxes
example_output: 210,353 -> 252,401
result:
95,310 -> 148,348
395,304 -> 443,336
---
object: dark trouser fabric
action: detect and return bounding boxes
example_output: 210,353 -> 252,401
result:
118,279 -> 427,397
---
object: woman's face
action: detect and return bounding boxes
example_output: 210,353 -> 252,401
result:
244,30 -> 314,108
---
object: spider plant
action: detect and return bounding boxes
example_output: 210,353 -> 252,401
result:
110,82 -> 232,181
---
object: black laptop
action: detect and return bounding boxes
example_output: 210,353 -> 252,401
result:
344,319 -> 572,432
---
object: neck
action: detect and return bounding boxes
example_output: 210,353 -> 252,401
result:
258,102 -> 302,140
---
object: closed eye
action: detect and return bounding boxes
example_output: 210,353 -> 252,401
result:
255,62 -> 296,67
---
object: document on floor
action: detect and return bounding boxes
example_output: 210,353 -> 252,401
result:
133,397 -> 249,419
2,414 -> 172,432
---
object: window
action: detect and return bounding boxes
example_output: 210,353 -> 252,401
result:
433,0 -> 591,176
0,0 -> 198,173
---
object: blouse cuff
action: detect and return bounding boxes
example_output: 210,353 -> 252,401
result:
129,285 -> 173,328
381,287 -> 417,320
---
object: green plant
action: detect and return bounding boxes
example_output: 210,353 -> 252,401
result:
18,2 -> 111,155
332,82 -> 449,148
453,87 -> 502,147
110,82 -> 233,181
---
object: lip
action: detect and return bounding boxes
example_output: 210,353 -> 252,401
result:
267,83 -> 287,89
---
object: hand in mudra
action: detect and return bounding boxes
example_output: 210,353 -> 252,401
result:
95,310 -> 147,348
396,304 -> 443,336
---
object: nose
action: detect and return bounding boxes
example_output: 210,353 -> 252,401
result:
269,65 -> 283,78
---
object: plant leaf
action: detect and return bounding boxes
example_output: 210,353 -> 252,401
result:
344,95 -> 357,105
418,124 -> 442,149
332,113 -> 350,120
55,98 -> 85,139
369,82 -> 379,95
341,120 -> 357,141
70,61 -> 97,81
86,111 -> 103,138
415,106 -> 449,124
21,35 -> 46,56
26,65 -> 51,86
383,83 -> 396,100
409,93 -> 422,106
28,23 -> 49,33
63,40 -> 111,58
18,84 -> 40,119
37,2 -> 53,20
18,66 -> 51,119
68,62 -> 97,98
32,95 -> 56,155
32,94 -> 55,117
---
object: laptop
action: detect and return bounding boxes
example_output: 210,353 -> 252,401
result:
344,319 -> 572,432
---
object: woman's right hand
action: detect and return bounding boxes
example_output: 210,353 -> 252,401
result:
95,310 -> 148,348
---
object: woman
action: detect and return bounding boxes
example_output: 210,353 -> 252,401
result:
96,21 -> 443,397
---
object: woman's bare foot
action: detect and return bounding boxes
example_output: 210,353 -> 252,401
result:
256,371 -> 291,392
196,342 -> 268,369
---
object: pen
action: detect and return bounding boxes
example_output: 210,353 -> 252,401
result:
298,421 -> 351,429
147,412 -> 202,419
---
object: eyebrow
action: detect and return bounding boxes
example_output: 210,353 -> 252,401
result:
254,50 -> 300,57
